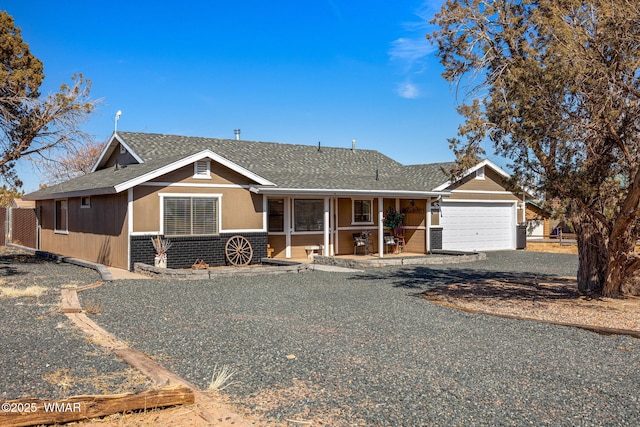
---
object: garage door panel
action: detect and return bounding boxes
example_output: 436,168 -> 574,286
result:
440,202 -> 515,251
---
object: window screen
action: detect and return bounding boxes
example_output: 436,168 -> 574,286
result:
164,197 -> 217,235
294,199 -> 324,231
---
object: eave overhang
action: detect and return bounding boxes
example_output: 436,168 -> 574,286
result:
250,186 -> 450,198
23,187 -> 118,201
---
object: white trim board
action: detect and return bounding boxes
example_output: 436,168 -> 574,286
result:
114,150 -> 275,193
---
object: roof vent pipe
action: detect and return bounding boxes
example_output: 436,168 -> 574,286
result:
234,129 -> 241,140
352,139 -> 356,151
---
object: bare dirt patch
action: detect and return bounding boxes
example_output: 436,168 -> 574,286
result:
525,241 -> 578,254
423,277 -> 640,336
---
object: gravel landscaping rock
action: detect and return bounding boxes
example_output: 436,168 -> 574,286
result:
0,248 -> 150,401
81,250 -> 639,426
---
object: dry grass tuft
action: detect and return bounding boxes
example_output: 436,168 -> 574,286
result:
83,299 -> 103,314
84,368 -> 152,395
207,365 -> 237,392
43,368 -> 77,398
0,285 -> 48,298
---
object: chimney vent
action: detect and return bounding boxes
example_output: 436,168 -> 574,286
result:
234,129 -> 241,140
351,139 -> 356,151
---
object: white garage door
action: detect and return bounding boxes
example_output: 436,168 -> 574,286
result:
440,201 -> 516,251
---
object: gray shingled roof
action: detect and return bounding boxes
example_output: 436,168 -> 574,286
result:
25,132 -> 452,199
403,162 -> 455,191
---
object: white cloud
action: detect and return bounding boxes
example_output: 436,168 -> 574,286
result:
389,2 -> 440,98
395,81 -> 420,99
389,37 -> 435,64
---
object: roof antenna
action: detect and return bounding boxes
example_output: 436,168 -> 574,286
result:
234,129 -> 241,140
114,110 -> 122,133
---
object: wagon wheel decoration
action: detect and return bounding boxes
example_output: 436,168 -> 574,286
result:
225,235 -> 253,266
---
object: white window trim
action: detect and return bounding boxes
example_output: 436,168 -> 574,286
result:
54,199 -> 69,234
80,196 -> 91,208
351,198 -> 374,225
193,160 -> 211,179
159,193 -> 222,235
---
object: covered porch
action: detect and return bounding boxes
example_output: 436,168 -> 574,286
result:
252,189 -> 449,260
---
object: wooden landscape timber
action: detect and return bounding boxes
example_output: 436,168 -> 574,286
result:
58,286 -> 252,426
0,385 -> 194,427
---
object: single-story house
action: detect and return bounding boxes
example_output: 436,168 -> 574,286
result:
23,132 -> 527,270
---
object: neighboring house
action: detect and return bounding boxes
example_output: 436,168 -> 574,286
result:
23,132 -> 526,269
525,200 -> 551,240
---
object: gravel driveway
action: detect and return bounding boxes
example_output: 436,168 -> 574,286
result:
80,250 -> 639,426
0,249 -> 149,401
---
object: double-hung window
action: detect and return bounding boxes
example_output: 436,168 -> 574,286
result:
352,199 -> 373,224
268,199 -> 284,232
163,196 -> 218,235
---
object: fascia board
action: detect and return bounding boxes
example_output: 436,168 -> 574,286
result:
114,150 -> 274,193
23,187 -> 117,201
250,186 -> 450,198
91,133 -> 144,172
433,159 -> 512,191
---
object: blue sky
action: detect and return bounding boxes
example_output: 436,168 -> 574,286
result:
5,0 -> 498,192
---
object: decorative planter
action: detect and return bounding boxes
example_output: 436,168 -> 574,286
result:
154,256 -> 167,268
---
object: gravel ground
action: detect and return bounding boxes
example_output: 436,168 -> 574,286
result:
81,250 -> 639,426
0,248 -> 150,401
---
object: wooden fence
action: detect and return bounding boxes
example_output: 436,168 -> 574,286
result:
1,207 -> 38,249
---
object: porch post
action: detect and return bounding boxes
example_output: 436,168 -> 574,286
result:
128,188 -> 134,270
323,197 -> 330,256
426,197 -> 431,254
285,197 -> 291,258
329,197 -> 337,255
378,196 -> 384,258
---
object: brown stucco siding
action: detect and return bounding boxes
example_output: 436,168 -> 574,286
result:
337,197 -> 385,227
448,168 -> 512,192
132,186 -> 158,232
430,211 -> 440,227
150,162 -> 253,186
404,228 -> 426,253
37,194 -> 128,268
337,198 -> 353,227
290,233 -> 325,258
448,192 -> 520,201
133,185 -> 264,233
223,191 -> 263,230
268,234 -> 286,258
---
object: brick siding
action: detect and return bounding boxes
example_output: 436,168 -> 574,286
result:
430,227 -> 443,251
130,232 -> 268,270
